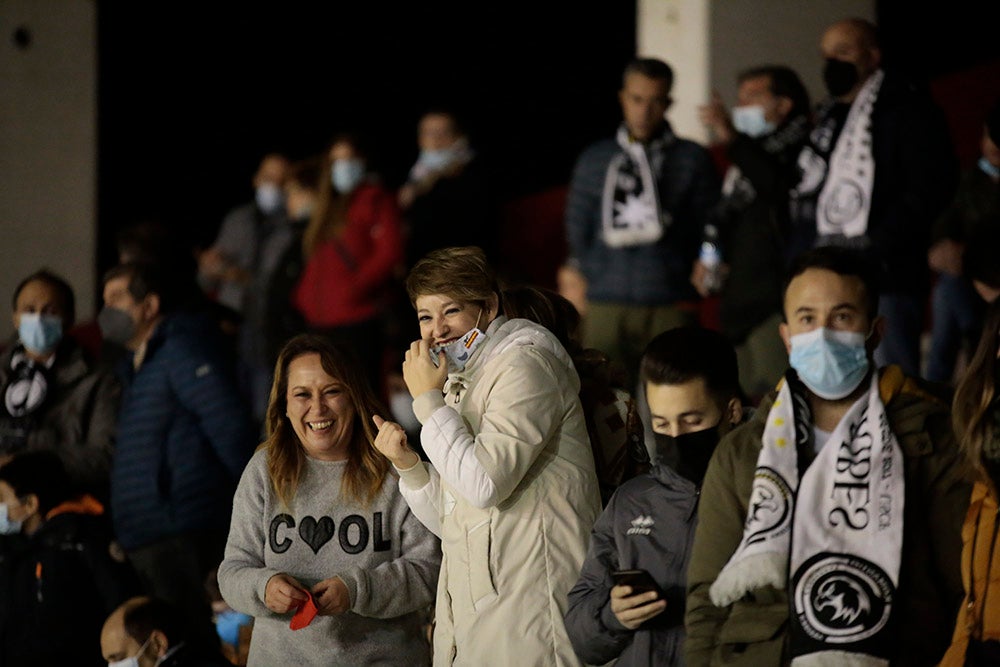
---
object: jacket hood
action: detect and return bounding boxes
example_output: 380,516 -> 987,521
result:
475,316 -> 578,384
648,460 -> 698,496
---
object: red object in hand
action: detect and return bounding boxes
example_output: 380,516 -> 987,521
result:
289,594 -> 318,630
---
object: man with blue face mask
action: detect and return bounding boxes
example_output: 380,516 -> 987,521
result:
0,269 -> 119,502
685,246 -> 969,666
198,153 -> 290,315
695,66 -> 812,401
101,596 -> 233,667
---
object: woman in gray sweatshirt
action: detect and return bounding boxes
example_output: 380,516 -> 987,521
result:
218,334 -> 441,666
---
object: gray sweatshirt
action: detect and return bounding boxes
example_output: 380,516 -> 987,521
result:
218,449 -> 441,666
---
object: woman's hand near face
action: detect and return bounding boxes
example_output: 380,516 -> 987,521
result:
264,573 -> 310,614
402,339 -> 448,397
372,415 -> 420,469
311,576 -> 352,615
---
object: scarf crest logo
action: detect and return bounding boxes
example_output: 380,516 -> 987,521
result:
743,466 -> 793,546
793,553 -> 893,644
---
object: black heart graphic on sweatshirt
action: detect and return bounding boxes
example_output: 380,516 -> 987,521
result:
298,516 -> 335,554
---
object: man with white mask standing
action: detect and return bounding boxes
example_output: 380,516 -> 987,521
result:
695,65 -> 813,400
198,153 -> 290,315
685,246 -> 969,666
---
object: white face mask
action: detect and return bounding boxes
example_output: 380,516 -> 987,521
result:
255,182 -> 284,215
731,104 -> 776,138
430,310 -> 487,372
107,635 -> 151,667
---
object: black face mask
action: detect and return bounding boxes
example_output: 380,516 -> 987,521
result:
823,58 -> 860,97
654,424 -> 722,486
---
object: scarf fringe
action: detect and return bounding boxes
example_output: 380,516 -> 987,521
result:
791,650 -> 888,667
709,551 -> 787,606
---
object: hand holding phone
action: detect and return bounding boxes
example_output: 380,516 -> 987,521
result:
610,569 -> 667,630
611,569 -> 665,597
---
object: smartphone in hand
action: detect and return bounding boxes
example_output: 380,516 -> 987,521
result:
611,569 -> 665,598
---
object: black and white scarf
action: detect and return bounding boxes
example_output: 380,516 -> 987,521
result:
711,370 -> 904,665
601,125 -> 675,248
0,349 -> 54,453
792,70 -> 884,242
720,114 -> 812,213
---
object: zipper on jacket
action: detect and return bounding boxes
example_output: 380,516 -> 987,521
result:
34,561 -> 43,603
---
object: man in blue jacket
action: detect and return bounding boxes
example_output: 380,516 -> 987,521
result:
565,326 -> 745,665
559,57 -> 719,385
98,261 -> 255,655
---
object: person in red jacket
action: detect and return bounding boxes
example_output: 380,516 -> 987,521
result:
293,134 -> 403,394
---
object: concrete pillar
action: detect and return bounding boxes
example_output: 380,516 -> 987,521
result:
0,0 -> 97,338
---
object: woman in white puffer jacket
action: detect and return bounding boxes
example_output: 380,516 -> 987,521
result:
372,246 -> 602,666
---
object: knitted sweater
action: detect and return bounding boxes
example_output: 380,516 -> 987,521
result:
218,449 -> 441,666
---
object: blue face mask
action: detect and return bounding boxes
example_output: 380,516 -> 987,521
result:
789,327 -> 870,400
731,105 -> 776,138
978,156 -> 1000,179
18,313 -> 63,355
331,159 -> 365,194
417,148 -> 456,171
0,503 -> 23,535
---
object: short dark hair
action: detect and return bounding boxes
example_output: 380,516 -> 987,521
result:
12,269 -> 76,328
123,597 -> 185,646
640,326 -> 740,405
783,246 -> 881,321
737,65 -> 811,121
102,261 -> 179,314
0,450 -> 75,515
623,58 -> 674,91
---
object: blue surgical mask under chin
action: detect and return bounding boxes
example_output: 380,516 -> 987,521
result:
0,503 -> 23,535
789,327 -> 870,400
255,182 -> 284,215
978,156 -> 1000,180
331,159 -> 365,194
731,105 -> 776,138
18,313 -> 63,355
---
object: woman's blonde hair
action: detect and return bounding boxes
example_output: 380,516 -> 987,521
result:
953,298 -> 1000,485
405,246 -> 501,311
301,134 -> 365,259
264,334 -> 390,508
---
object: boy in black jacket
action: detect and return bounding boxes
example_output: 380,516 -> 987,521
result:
565,326 -> 745,666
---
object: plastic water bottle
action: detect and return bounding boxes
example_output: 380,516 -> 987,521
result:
699,227 -> 722,294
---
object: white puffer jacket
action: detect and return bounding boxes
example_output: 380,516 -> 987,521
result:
398,316 -> 601,666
